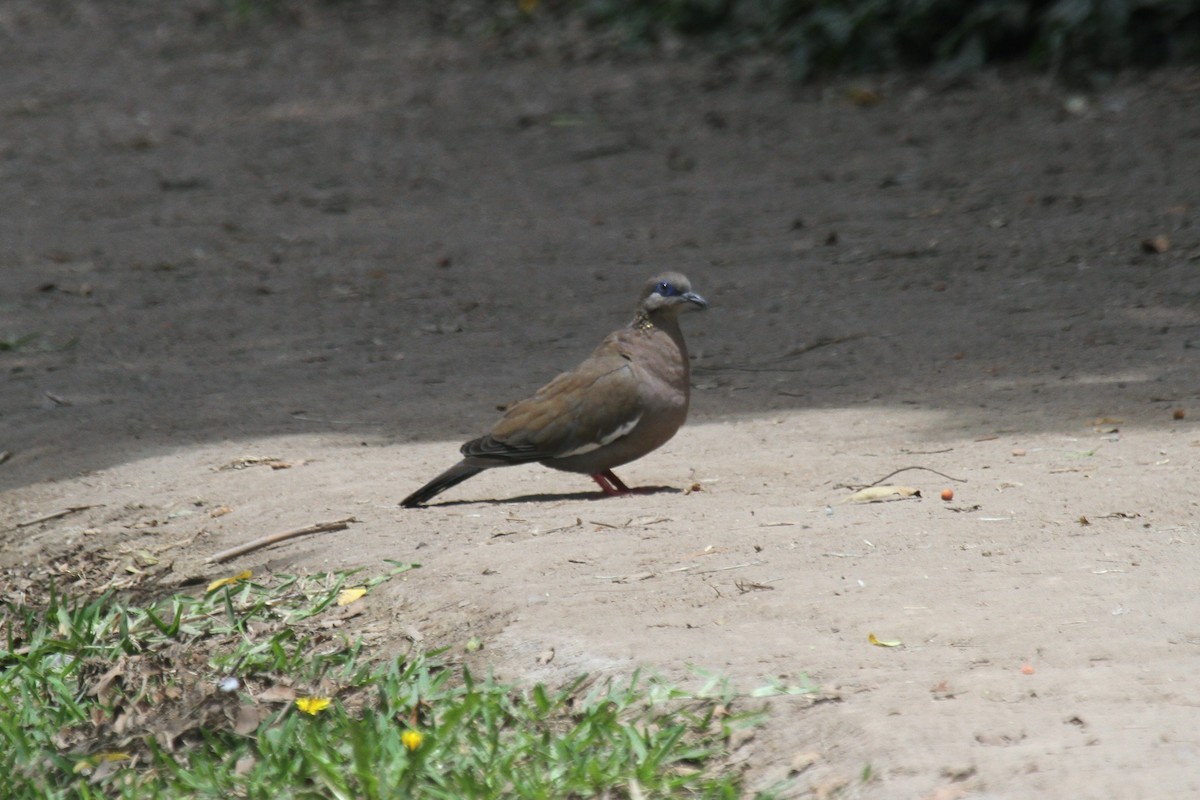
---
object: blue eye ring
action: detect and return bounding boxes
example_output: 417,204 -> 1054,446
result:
656,281 -> 677,297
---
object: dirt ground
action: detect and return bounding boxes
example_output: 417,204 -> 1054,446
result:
3,3 -> 1199,797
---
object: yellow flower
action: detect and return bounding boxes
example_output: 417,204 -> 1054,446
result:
295,697 -> 332,715
401,729 -> 423,751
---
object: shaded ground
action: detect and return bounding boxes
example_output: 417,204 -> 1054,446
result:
2,3 -> 1199,797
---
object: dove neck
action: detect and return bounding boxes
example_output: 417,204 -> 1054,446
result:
631,310 -> 689,370
632,310 -> 655,331
632,309 -> 685,333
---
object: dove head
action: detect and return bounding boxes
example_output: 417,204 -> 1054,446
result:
639,272 -> 708,316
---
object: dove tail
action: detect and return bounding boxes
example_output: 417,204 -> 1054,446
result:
401,462 -> 485,508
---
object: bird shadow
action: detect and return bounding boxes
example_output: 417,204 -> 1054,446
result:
416,485 -> 683,509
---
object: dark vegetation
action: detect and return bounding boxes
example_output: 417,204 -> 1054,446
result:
224,0 -> 1200,84
550,0 -> 1200,82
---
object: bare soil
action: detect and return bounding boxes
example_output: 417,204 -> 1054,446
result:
2,3 -> 1199,797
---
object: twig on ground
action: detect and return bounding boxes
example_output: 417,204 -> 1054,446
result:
542,518 -> 583,535
206,517 -> 358,564
735,580 -> 775,593
865,466 -> 966,488
693,561 -> 761,575
15,505 -> 100,529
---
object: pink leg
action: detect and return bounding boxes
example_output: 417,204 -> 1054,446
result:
591,469 -> 631,496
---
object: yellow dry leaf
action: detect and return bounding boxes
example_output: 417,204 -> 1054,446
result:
869,633 -> 902,648
207,570 -> 252,593
295,697 -> 332,715
840,485 -> 921,504
337,586 -> 367,606
73,752 -> 132,773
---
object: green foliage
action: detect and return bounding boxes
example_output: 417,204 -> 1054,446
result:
559,0 -> 1200,82
1,566 -> 772,799
205,0 -> 1200,82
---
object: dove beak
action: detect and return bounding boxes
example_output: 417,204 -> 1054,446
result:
682,291 -> 708,310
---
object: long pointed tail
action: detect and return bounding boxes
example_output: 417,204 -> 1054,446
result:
401,461 -> 485,508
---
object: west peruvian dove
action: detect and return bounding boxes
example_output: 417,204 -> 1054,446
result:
401,272 -> 707,507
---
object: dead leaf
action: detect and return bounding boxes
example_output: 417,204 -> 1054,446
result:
210,505 -> 232,518
207,570 -> 251,593
234,705 -> 267,735
869,632 -> 902,648
73,752 -> 132,775
218,456 -> 282,471
89,660 -> 128,703
336,586 -> 367,606
841,485 -> 921,504
257,684 -> 297,703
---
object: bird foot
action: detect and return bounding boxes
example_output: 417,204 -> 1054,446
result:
591,470 -> 632,496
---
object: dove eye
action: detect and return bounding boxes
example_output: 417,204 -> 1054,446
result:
655,281 -> 677,296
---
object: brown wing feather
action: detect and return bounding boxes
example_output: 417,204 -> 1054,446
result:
462,343 -> 643,464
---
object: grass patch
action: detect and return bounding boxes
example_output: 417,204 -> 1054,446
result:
2,562 -> 774,798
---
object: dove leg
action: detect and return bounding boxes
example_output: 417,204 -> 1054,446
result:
591,469 -> 631,496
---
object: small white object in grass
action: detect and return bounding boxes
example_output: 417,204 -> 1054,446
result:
219,676 -> 241,693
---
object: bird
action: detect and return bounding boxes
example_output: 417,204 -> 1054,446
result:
401,272 -> 707,507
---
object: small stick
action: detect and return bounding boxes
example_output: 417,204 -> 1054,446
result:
866,466 -> 966,487
206,517 -> 357,564
693,561 -> 760,575
15,505 -> 99,528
